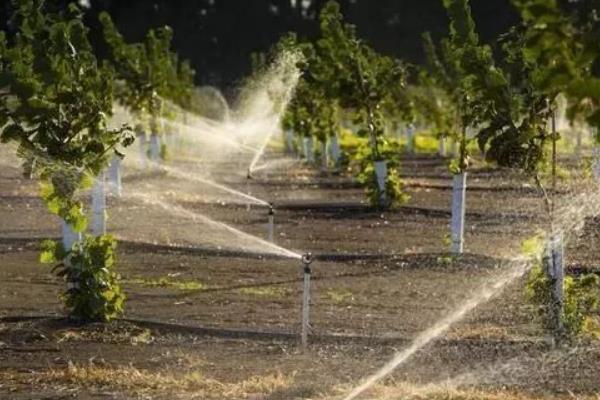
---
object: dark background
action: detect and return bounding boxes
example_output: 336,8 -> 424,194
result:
0,0 -> 520,92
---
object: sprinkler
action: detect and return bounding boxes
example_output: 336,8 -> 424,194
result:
300,252 -> 313,349
267,203 -> 275,242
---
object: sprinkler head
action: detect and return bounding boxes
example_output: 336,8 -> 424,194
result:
301,252 -> 313,272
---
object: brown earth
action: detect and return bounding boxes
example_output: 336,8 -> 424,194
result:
1,145 -> 599,399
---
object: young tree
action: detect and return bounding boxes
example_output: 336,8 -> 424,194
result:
445,0 -> 600,340
100,12 -> 179,166
0,0 -> 132,321
315,1 -> 408,207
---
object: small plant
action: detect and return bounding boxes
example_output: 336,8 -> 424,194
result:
522,235 -> 600,338
126,276 -> 205,292
354,141 -> 407,207
41,235 -> 125,322
325,288 -> 354,304
526,262 -> 600,338
237,286 -> 289,298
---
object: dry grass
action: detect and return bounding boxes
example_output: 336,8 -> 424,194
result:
329,381 -> 600,400
12,362 -> 293,399
237,286 -> 290,298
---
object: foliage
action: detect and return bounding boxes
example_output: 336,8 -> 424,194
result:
0,0 -> 133,321
521,234 -> 600,338
354,140 -> 408,207
41,234 -> 125,322
526,262 -> 600,338
100,11 -> 194,125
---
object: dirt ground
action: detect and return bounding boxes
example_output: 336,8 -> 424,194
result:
1,144 -> 600,400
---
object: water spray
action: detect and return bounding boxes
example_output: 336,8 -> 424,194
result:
300,252 -> 313,349
267,203 -> 275,242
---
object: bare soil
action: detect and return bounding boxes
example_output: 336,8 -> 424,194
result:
1,147 -> 599,399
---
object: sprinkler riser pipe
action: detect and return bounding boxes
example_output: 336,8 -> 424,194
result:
451,172 -> 467,254
545,232 -> 565,337
91,172 -> 107,237
108,157 -> 122,197
330,135 -> 341,165
61,220 -> 81,251
267,205 -> 275,242
374,160 -> 388,206
300,253 -> 313,349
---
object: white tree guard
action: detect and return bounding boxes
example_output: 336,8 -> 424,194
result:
406,124 -> 415,153
61,220 -> 81,251
303,137 -> 314,163
593,147 -> 600,180
439,137 -> 446,157
321,140 -> 329,171
450,140 -> 459,157
286,129 -> 295,153
451,172 -> 467,254
374,160 -> 388,206
330,135 -> 341,166
149,133 -> 161,164
91,172 -> 107,237
108,157 -> 122,197
575,129 -> 582,159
